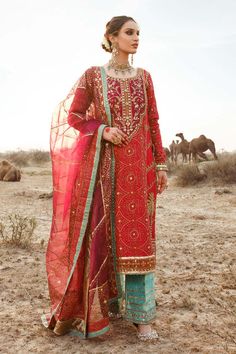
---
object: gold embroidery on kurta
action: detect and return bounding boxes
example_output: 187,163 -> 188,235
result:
107,70 -> 146,139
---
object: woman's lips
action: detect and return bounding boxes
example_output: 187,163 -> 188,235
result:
132,44 -> 138,48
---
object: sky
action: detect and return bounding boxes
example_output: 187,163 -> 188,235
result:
0,0 -> 235,152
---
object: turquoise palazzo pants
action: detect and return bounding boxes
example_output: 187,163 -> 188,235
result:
110,272 -> 156,324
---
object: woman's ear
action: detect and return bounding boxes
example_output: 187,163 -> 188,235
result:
108,34 -> 113,45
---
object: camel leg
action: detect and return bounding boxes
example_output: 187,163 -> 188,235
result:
197,152 -> 208,160
209,148 -> 218,160
3,170 -> 14,181
189,152 -> 192,164
16,170 -> 21,181
175,153 -> 178,165
193,152 -> 198,163
3,169 -> 20,182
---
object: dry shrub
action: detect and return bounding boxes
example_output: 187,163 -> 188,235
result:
175,165 -> 206,187
166,161 -> 183,176
28,149 -> 50,164
0,150 -> 30,167
0,149 -> 50,167
175,153 -> 236,186
0,213 -> 37,249
203,153 -> 236,184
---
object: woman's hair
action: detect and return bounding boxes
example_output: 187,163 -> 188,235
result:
102,15 -> 136,53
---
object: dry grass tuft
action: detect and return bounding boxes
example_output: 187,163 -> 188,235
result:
166,161 -> 183,176
204,153 -> 236,184
0,149 -> 50,167
174,153 -> 236,186
175,165 -> 206,187
0,213 -> 37,249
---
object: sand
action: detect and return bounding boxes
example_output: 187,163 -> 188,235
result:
0,162 -> 235,354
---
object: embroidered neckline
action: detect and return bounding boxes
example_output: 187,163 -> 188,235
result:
103,67 -> 142,81
105,67 -> 146,139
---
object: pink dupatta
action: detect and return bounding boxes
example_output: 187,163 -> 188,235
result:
42,68 -> 118,338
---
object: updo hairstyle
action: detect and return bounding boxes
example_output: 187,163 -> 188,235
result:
101,16 -> 136,53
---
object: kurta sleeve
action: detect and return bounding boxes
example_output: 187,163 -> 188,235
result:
145,70 -> 168,171
68,67 -> 106,135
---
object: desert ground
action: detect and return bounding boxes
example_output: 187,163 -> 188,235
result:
0,161 -> 236,354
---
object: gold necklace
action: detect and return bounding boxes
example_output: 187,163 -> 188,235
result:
107,59 -> 134,75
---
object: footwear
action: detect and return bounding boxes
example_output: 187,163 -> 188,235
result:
108,311 -> 122,319
137,329 -> 159,341
132,323 -> 159,341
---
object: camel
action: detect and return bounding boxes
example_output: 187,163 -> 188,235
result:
163,147 -> 171,160
189,135 -> 218,162
0,160 -> 21,181
175,133 -> 190,163
169,140 -> 179,164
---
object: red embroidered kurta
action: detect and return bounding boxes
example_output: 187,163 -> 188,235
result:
68,66 -> 166,274
44,65 -> 166,337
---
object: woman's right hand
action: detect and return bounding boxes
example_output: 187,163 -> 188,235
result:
103,126 -> 129,146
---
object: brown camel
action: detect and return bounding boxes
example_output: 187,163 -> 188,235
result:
0,160 -> 21,181
189,135 -> 218,162
175,133 -> 190,163
163,147 -> 171,160
169,140 -> 179,164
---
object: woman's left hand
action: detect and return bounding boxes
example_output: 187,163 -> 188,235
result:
157,171 -> 168,194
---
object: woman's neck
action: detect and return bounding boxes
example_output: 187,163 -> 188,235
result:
103,51 -> 136,79
113,51 -> 129,65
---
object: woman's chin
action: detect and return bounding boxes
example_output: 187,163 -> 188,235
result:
127,48 -> 137,55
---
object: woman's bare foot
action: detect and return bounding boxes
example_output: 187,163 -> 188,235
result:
137,324 -> 152,334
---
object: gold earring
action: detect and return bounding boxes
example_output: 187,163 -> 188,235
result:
112,42 -> 119,60
131,54 -> 134,65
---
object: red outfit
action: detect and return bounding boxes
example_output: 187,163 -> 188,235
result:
43,66 -> 166,337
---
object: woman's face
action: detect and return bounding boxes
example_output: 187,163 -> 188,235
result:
110,20 -> 140,54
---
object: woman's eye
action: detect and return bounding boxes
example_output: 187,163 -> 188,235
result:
126,31 -> 140,36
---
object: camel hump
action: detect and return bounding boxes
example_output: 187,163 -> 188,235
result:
199,134 -> 207,139
0,160 -> 12,166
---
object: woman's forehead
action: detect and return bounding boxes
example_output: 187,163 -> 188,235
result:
121,20 -> 140,31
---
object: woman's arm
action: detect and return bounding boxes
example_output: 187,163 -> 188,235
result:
68,68 -> 102,134
68,68 -> 128,145
145,70 -> 167,171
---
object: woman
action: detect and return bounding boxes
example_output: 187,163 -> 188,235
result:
42,15 -> 168,341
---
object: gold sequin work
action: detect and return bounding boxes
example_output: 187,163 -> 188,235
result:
106,69 -> 146,139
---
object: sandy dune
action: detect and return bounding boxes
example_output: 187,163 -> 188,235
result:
0,162 -> 235,354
